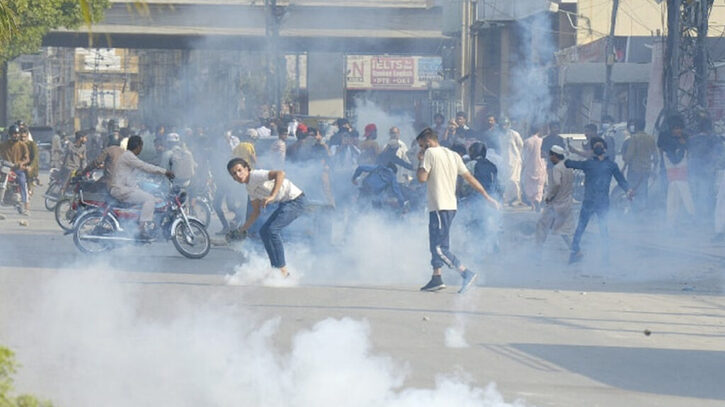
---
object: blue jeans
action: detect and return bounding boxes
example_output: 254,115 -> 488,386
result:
260,194 -> 306,268
15,169 -> 28,203
571,202 -> 609,255
429,210 -> 461,270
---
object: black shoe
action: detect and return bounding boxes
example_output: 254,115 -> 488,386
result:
420,275 -> 446,292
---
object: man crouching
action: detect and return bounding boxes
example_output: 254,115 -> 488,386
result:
227,158 -> 306,278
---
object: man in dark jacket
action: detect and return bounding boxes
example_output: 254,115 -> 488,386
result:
565,137 -> 633,264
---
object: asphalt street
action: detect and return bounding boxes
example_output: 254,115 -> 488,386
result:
0,174 -> 723,406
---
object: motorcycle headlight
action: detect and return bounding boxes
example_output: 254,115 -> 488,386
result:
178,191 -> 187,205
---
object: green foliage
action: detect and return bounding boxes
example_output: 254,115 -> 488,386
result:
0,0 -> 110,63
0,346 -> 53,407
7,62 -> 33,124
0,2 -> 18,45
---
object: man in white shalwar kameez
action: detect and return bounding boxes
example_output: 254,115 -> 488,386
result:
500,118 -> 524,206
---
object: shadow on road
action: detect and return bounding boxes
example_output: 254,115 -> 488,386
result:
512,343 -> 725,400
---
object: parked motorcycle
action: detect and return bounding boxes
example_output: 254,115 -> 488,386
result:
44,168 -> 66,211
0,160 -> 22,211
72,180 -> 210,259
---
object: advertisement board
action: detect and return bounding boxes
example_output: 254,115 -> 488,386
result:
346,55 -> 442,90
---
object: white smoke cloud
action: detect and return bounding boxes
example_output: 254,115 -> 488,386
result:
0,268 -> 531,407
508,13 -> 556,127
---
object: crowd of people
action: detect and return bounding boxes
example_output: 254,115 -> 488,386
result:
2,111 -> 725,290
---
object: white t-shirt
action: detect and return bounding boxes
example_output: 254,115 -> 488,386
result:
246,169 -> 303,203
421,146 -> 468,211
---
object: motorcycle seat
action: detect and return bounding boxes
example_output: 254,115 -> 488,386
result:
109,200 -> 140,209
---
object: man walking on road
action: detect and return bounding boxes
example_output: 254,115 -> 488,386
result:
416,128 -> 500,294
536,145 -> 574,249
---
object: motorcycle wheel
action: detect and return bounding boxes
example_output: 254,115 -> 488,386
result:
44,182 -> 61,211
54,198 -> 77,232
186,198 -> 211,227
171,218 -> 210,259
73,212 -> 115,254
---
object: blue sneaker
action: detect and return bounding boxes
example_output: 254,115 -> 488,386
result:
458,270 -> 478,294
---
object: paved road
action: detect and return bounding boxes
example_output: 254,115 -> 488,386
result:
0,176 -> 723,406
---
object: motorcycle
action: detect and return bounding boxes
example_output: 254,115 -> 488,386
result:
0,160 -> 23,212
55,171 -> 106,232
72,180 -> 211,259
44,167 -> 66,210
182,169 -> 214,228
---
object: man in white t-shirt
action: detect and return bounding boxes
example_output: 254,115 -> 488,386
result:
226,157 -> 306,278
416,128 -> 500,293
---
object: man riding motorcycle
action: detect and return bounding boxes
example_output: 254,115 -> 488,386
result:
59,131 -> 88,196
109,135 -> 174,239
81,133 -> 126,192
0,125 -> 31,214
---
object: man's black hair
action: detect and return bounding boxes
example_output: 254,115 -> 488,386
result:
455,111 -> 466,118
590,136 -> 607,149
127,135 -> 143,151
416,127 -> 438,142
434,112 -> 445,120
633,118 -> 645,132
226,157 -> 251,173
450,143 -> 467,157
669,115 -> 685,130
74,131 -> 85,141
468,142 -> 487,160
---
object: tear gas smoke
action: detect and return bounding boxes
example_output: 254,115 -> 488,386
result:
508,13 -> 556,127
0,268 -> 531,407
444,318 -> 470,349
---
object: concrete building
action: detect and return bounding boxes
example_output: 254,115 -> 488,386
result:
558,1 -> 725,131
40,0 -> 453,127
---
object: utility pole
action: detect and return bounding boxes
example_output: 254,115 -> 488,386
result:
265,0 -> 283,117
694,0 -> 710,111
663,0 -> 713,124
600,0 -> 619,121
664,0 -> 680,117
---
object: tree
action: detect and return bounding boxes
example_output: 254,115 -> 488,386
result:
0,0 -> 109,63
0,346 -> 53,407
7,62 -> 33,124
0,2 -> 18,46
0,0 -> 110,124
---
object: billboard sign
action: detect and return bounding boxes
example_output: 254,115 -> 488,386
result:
346,55 -> 442,90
